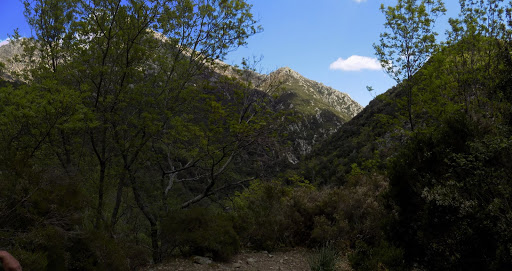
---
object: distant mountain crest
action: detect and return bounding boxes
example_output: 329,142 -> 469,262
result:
270,66 -> 362,122
259,66 -> 363,159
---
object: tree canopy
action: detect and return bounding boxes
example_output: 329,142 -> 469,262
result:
0,0 -> 282,267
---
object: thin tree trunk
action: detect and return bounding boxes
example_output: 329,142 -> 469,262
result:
150,222 -> 160,263
95,161 -> 106,229
408,86 -> 414,132
129,174 -> 161,263
110,172 -> 126,232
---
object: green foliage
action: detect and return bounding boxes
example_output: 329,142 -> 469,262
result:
387,111 -> 512,269
231,180 -> 292,251
11,249 -> 48,271
75,231 -> 130,271
375,0 -> 446,83
348,240 -> 406,271
161,207 -> 240,261
231,175 -> 388,251
7,227 -> 135,271
308,244 -> 340,271
375,0 -> 446,131
6,0 -> 267,266
5,0 -> 512,270
373,3 -> 512,268
308,2 -> 512,270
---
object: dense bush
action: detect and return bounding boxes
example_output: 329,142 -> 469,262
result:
231,174 -> 388,252
348,240 -> 406,271
161,207 -> 240,261
68,231 -> 131,271
9,228 -> 135,271
387,112 -> 512,270
231,180 -> 294,251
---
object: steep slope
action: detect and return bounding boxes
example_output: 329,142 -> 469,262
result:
269,67 -> 362,161
271,67 -> 361,122
0,40 -> 363,163
301,85 -> 401,184
301,36 -> 512,186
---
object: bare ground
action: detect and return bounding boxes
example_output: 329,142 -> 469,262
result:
141,248 -> 352,271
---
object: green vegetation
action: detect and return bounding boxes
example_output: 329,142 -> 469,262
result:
305,0 -> 512,270
374,0 -> 446,131
308,244 -> 340,271
1,0 -> 512,270
0,0 -> 273,268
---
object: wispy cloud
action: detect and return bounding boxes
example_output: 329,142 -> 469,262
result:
354,0 -> 367,3
329,55 -> 381,71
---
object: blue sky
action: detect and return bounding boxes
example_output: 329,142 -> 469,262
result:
0,0 -> 461,106
224,0 -> 461,106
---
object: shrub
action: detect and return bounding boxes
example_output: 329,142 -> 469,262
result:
68,231 -> 130,271
308,244 -> 340,271
348,240 -> 405,271
13,226 -> 68,271
231,175 -> 389,251
161,207 -> 240,261
10,249 -> 48,271
231,180 -> 293,251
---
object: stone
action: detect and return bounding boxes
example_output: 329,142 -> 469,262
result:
193,256 -> 212,265
246,258 -> 256,265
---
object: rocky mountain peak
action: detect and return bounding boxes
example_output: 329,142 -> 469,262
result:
272,66 -> 303,80
270,66 -> 363,121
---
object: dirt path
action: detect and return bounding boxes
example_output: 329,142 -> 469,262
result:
142,248 -> 309,271
142,248 -> 352,271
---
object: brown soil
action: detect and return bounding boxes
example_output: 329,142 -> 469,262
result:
141,248 -> 352,271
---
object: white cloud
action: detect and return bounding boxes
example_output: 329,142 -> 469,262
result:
354,0 -> 367,3
329,55 -> 381,71
0,38 -> 10,47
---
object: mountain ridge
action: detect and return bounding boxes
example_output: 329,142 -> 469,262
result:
270,66 -> 362,121
0,39 -> 363,160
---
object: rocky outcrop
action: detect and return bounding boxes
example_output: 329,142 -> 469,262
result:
271,67 -> 362,121
265,67 -> 362,161
0,40 -> 26,81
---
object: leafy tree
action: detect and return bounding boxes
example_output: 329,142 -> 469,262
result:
444,0 -> 512,114
16,0 -> 264,264
374,0 -> 446,131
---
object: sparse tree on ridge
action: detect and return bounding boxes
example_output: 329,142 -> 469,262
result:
374,0 -> 446,131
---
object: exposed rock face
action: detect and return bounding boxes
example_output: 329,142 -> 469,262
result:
271,67 -> 362,121
207,62 -> 363,160
266,67 -> 362,161
0,40 -> 26,81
